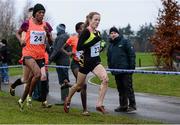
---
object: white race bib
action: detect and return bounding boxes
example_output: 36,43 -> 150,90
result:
90,42 -> 100,57
76,50 -> 83,60
30,31 -> 46,45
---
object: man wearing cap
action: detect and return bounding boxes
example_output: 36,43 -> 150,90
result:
107,26 -> 136,112
49,24 -> 71,104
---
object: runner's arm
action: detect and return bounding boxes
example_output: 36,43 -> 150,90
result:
16,20 -> 29,47
77,29 -> 101,51
61,43 -> 73,56
45,22 -> 54,45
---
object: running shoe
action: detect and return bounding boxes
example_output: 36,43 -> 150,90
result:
114,106 -> 128,112
82,111 -> 90,116
9,86 -> 15,96
18,99 -> 23,111
26,95 -> 32,108
41,101 -> 52,108
127,106 -> 137,112
96,106 -> 108,114
64,97 -> 70,113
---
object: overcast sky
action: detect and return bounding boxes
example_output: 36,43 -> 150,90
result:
15,0 -> 163,33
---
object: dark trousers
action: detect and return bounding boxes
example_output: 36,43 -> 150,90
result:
114,74 -> 136,108
55,63 -> 70,101
56,68 -> 69,84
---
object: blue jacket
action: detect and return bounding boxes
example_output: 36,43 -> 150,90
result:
107,36 -> 136,75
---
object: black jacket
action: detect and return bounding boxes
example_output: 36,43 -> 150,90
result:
0,45 -> 11,64
107,36 -> 135,75
49,31 -> 70,65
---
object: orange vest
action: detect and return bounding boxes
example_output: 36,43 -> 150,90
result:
22,18 -> 46,59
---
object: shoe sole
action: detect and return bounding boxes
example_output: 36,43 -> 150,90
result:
82,111 -> 90,116
126,109 -> 137,114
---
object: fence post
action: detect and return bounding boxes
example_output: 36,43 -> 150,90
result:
139,58 -> 141,67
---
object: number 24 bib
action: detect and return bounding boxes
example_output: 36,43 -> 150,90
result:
30,31 -> 46,45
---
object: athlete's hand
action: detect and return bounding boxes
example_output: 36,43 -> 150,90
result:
67,52 -> 73,56
72,52 -> 76,56
20,39 -> 26,47
78,55 -> 84,67
20,32 -> 26,47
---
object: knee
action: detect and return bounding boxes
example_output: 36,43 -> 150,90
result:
76,83 -> 83,90
70,83 -> 82,92
101,75 -> 109,86
34,71 -> 41,80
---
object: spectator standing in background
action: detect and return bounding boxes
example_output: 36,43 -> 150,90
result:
107,26 -> 136,112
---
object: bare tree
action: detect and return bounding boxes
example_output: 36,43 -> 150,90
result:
0,0 -> 16,39
18,0 -> 33,25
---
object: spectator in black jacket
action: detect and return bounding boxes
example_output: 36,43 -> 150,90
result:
49,24 -> 71,104
107,27 -> 136,112
0,39 -> 10,84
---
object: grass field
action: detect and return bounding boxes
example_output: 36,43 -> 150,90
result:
9,67 -> 56,76
0,91 -> 158,124
91,73 -> 180,97
100,51 -> 155,67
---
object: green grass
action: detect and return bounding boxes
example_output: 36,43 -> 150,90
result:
135,52 -> 155,67
9,68 -> 23,76
9,67 -> 56,76
100,51 -> 155,67
0,91 -> 158,124
91,73 -> 180,97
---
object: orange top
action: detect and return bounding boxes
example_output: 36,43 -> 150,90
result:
66,35 -> 80,61
22,18 -> 46,59
44,52 -> 49,65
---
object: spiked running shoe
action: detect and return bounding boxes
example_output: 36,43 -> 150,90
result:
64,97 -> 70,113
18,99 -> 23,111
41,101 -> 52,108
9,86 -> 15,96
96,106 -> 108,114
26,96 -> 32,108
82,111 -> 90,116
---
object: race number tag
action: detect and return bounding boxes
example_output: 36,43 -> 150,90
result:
76,50 -> 83,60
90,42 -> 100,57
30,31 -> 46,45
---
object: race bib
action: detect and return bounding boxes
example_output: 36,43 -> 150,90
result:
76,50 -> 83,60
30,31 -> 46,45
90,42 -> 100,57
